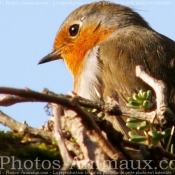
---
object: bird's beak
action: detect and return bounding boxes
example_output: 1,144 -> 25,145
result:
38,49 -> 62,64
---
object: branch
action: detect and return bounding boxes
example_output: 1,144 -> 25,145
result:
0,89 -> 160,124
52,104 -> 73,171
0,87 -> 123,160
136,65 -> 175,124
0,110 -> 53,141
62,109 -> 117,173
0,95 -> 36,106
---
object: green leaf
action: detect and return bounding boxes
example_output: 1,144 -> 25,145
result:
129,131 -> 147,142
126,117 -> 144,123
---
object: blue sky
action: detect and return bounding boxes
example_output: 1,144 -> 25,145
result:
0,0 -> 175,130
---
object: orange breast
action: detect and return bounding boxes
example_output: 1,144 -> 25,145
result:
54,23 -> 116,87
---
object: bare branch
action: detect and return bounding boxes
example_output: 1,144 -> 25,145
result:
52,104 -> 73,170
136,65 -> 175,124
0,95 -> 37,106
0,87 -> 123,160
0,110 -> 53,141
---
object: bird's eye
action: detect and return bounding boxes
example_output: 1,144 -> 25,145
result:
69,24 -> 79,37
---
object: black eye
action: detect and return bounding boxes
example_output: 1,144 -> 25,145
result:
69,24 -> 79,36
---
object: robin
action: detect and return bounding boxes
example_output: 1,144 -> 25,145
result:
39,1 -> 175,135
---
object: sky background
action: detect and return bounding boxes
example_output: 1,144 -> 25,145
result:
0,0 -> 175,131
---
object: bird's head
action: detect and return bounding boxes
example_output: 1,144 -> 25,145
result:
39,1 -> 149,78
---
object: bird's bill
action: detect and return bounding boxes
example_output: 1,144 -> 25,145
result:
38,49 -> 62,64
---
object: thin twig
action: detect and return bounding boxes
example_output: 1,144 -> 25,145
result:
52,104 -> 73,170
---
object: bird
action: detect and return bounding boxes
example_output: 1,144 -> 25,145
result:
38,1 -> 175,136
